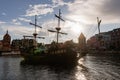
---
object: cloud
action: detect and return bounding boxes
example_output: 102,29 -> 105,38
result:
99,0 -> 120,21
0,21 -> 6,24
1,0 -> 120,42
25,0 -> 72,17
42,19 -> 57,29
18,17 -> 31,22
63,0 -> 120,24
65,0 -> 102,23
12,19 -> 21,25
2,12 -> 6,16
0,24 -> 36,39
25,4 -> 54,16
52,0 -> 68,7
40,19 -> 82,43
11,17 -> 31,25
40,19 -> 58,37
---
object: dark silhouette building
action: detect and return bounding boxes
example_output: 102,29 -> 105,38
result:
11,39 -> 35,51
111,28 -> 120,50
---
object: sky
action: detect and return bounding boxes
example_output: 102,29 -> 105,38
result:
0,0 -> 120,44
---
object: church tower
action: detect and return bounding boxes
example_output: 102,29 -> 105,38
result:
78,32 -> 86,50
2,30 -> 11,51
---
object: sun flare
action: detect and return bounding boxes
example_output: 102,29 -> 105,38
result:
70,22 -> 83,34
64,21 -> 84,35
71,23 -> 82,34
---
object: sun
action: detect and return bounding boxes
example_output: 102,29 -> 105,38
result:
70,22 -> 83,34
64,21 -> 83,35
72,24 -> 81,34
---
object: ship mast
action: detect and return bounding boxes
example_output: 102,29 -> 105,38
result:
29,15 -> 44,48
48,9 -> 67,44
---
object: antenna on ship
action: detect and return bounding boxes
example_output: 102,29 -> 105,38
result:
26,15 -> 45,48
48,9 -> 67,44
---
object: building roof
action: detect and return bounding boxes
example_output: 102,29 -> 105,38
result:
3,30 -> 11,40
79,32 -> 86,39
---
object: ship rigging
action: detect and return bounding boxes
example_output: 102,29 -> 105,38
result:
23,15 -> 45,48
48,9 -> 67,44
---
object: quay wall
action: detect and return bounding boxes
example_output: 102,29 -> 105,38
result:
1,51 -> 21,56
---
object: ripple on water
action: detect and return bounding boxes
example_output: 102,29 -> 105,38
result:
0,54 -> 120,80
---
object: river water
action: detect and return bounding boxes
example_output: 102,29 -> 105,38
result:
0,53 -> 120,80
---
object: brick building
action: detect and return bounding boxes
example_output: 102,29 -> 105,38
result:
87,32 -> 111,50
0,30 -> 11,51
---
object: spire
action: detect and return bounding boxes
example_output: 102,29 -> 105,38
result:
6,30 -> 8,34
78,32 -> 86,50
3,30 -> 11,41
79,32 -> 85,39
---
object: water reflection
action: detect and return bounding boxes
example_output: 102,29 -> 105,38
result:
0,54 -> 120,80
83,54 -> 120,80
20,63 -> 87,80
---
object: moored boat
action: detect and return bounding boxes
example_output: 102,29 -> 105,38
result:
20,42 -> 81,65
20,9 -> 86,65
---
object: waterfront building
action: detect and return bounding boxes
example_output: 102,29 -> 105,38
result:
111,28 -> 120,50
0,40 -> 2,51
21,39 -> 35,48
2,30 -> 11,51
11,39 -> 35,51
11,39 -> 22,51
87,31 -> 111,50
87,35 -> 99,50
100,32 -> 111,50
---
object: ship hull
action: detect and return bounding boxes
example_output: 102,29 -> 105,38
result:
20,50 -> 80,65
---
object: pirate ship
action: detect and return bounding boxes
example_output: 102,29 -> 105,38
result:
20,9 -> 83,65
